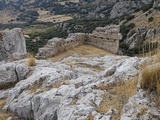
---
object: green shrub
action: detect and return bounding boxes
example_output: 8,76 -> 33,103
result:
141,2 -> 153,12
120,23 -> 135,40
126,15 -> 135,21
148,17 -> 154,22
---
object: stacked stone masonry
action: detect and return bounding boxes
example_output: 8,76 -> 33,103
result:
36,25 -> 122,59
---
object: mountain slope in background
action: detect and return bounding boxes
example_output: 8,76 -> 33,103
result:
0,0 -> 156,24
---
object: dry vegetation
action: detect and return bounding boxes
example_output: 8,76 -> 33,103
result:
37,9 -> 73,23
140,50 -> 160,108
27,54 -> 36,67
0,99 -> 23,120
130,9 -> 160,28
50,45 -> 113,62
58,0 -> 79,5
140,64 -> 160,95
86,114 -> 94,120
96,77 -> 138,119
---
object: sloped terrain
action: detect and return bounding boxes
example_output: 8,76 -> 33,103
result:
0,45 -> 160,120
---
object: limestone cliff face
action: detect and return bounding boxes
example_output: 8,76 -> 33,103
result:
110,0 -> 153,19
124,25 -> 160,49
0,28 -> 27,61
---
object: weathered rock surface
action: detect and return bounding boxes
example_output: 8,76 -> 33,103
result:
0,61 -> 29,89
1,53 -> 148,120
0,28 -> 27,61
124,25 -> 160,49
121,90 -> 160,120
110,0 -> 153,19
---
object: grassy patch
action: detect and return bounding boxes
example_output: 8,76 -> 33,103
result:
140,64 -> 160,95
27,54 -> 36,67
96,77 -> 138,119
50,45 -> 112,62
86,114 -> 94,120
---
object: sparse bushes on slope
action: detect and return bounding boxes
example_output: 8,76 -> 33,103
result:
126,15 -> 135,21
148,17 -> 154,22
141,2 -> 154,12
120,23 -> 135,40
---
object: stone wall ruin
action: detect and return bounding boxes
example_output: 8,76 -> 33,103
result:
36,25 -> 122,59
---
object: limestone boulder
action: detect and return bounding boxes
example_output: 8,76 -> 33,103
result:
16,63 -> 29,80
0,28 -> 27,61
0,63 -> 17,89
0,61 -> 29,89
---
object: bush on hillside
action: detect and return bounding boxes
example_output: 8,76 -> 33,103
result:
141,2 -> 153,12
148,17 -> 154,22
126,15 -> 135,21
120,23 -> 135,40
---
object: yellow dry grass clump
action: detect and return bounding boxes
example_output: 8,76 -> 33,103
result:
96,77 -> 138,119
50,45 -> 112,62
140,64 -> 160,95
27,54 -> 36,67
86,114 -> 94,120
156,49 -> 160,61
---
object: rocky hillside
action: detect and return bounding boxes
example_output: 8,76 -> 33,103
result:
0,27 -> 160,120
1,41 -> 160,120
0,0 -> 156,24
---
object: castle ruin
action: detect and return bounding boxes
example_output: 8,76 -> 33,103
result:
36,25 -> 122,59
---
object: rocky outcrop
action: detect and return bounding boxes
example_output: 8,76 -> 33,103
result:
110,0 -> 153,19
0,61 -> 29,89
0,28 -> 27,61
36,25 -> 122,59
0,50 -> 159,120
1,54 -> 140,120
124,25 -> 160,49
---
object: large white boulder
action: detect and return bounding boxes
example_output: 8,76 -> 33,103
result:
0,28 -> 27,61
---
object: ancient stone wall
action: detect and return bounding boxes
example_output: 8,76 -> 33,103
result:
36,25 -> 122,59
0,28 -> 27,61
36,33 -> 86,59
86,25 -> 122,53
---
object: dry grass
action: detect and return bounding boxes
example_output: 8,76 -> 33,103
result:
0,99 -> 23,120
70,97 -> 78,105
137,105 -> 147,117
77,63 -> 104,71
29,83 -> 42,93
50,45 -> 113,62
52,81 -> 62,88
140,65 -> 160,95
86,114 -> 94,120
156,49 -> 160,62
130,9 -> 160,28
63,60 -> 74,68
96,77 -> 138,119
37,8 -> 73,23
27,54 -> 36,67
